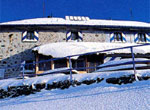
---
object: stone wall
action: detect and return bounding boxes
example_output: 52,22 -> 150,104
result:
0,29 -> 141,78
82,30 -> 110,42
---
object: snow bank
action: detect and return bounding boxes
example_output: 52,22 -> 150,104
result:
0,79 -> 150,110
33,42 -> 150,59
0,70 -> 150,90
1,17 -> 150,28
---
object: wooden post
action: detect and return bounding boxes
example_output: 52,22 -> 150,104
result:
22,64 -> 25,82
68,57 -> 73,83
21,61 -> 25,82
85,57 -> 89,73
67,59 -> 70,68
35,54 -> 39,74
130,47 -> 138,81
51,60 -> 54,70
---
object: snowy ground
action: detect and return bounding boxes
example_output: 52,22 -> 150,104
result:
0,69 -> 150,90
0,79 -> 150,110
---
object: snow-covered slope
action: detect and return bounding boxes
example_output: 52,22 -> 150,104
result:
0,80 -> 150,110
0,70 -> 150,110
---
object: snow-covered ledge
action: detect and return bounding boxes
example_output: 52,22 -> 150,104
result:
33,42 -> 150,59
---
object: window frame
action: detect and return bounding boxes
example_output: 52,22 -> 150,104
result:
72,58 -> 86,71
137,33 -> 147,43
22,31 -> 38,42
26,31 -> 35,40
71,32 -> 80,40
66,31 -> 83,42
114,32 -> 123,42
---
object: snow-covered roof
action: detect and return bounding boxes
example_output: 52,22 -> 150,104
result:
96,58 -> 150,72
1,17 -> 150,28
33,42 -> 150,59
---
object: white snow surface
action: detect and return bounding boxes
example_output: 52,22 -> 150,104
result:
96,58 -> 150,72
1,17 -> 150,28
33,42 -> 150,59
98,58 -> 150,68
0,70 -> 150,90
96,64 -> 147,72
0,70 -> 150,110
0,79 -> 150,110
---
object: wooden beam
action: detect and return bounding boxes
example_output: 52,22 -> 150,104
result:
35,54 -> 39,74
51,60 -> 54,70
85,57 -> 89,73
67,59 -> 70,68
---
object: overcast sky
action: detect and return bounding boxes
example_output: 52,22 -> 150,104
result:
0,0 -> 149,23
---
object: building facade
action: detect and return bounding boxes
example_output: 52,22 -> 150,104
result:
0,16 -> 150,78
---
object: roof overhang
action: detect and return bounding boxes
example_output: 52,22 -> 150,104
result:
32,42 -> 150,59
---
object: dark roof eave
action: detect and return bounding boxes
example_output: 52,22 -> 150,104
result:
0,24 -> 150,30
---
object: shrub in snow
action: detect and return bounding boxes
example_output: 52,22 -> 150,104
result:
72,80 -> 82,86
0,89 -> 9,99
137,76 -> 150,81
142,76 -> 150,80
7,85 -> 35,98
106,78 -> 120,85
35,83 -> 46,91
106,75 -> 136,85
82,80 -> 96,85
46,80 -> 71,90
46,84 -> 54,90
96,78 -> 104,83
0,71 -> 149,99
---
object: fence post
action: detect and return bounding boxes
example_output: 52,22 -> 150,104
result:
21,61 -> 25,83
68,57 -> 73,84
130,47 -> 138,81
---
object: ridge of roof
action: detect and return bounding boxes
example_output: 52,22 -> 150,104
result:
0,17 -> 150,28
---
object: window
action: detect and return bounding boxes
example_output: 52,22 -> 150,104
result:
66,31 -> 83,41
25,60 -> 35,70
26,31 -> 35,40
110,32 -> 126,42
114,32 -> 123,42
39,56 -> 51,71
138,33 -> 146,42
71,32 -> 80,40
22,31 -> 39,42
87,54 -> 104,72
72,58 -> 86,71
55,59 -> 67,69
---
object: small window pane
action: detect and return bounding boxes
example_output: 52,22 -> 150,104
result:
72,58 -> 86,71
25,60 -> 35,70
138,33 -> 146,42
71,32 -> 79,40
55,59 -> 67,69
39,56 -> 51,71
114,33 -> 123,42
26,31 -> 34,40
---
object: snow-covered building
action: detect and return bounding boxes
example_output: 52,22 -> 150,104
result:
0,16 -> 150,78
